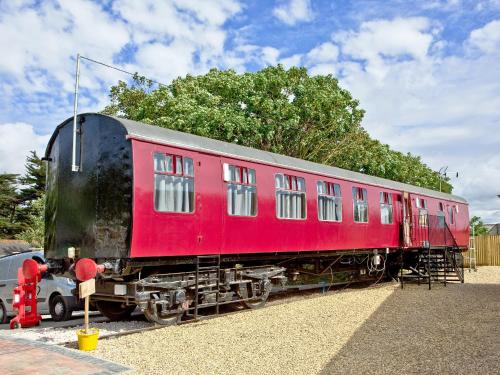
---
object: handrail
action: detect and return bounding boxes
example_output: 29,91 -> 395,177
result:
404,214 -> 459,249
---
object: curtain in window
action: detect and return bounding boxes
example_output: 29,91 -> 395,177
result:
276,191 -> 306,219
354,202 -> 368,222
154,175 -> 194,213
380,204 -> 392,224
227,184 -> 256,216
318,196 -> 342,221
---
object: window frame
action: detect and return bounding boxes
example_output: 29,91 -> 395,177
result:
317,181 -> 342,222
223,163 -> 258,217
379,191 -> 393,225
448,206 -> 455,224
275,173 -> 307,220
352,186 -> 369,223
153,152 -> 195,214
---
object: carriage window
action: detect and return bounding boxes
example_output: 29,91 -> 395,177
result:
153,153 -> 194,213
448,206 -> 454,224
317,181 -> 341,222
416,198 -> 427,209
437,202 -> 445,227
416,197 -> 428,225
223,163 -> 257,216
275,173 -> 306,219
380,192 -> 393,224
352,187 -> 368,223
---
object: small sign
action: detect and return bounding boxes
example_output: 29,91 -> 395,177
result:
79,278 -> 96,299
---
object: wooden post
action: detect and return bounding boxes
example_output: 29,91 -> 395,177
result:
79,278 -> 95,334
84,296 -> 89,334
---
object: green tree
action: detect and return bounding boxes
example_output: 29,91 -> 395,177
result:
469,216 -> 488,236
16,196 -> 44,247
0,173 -> 23,237
103,66 -> 452,193
18,151 -> 46,204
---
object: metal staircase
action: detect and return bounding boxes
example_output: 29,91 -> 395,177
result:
401,214 -> 465,289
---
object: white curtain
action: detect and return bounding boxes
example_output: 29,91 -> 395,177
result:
155,175 -> 194,212
319,196 -> 342,221
276,191 -> 305,219
380,204 -> 392,224
354,202 -> 368,222
227,184 -> 256,216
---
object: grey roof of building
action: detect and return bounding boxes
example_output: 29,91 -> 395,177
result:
48,114 -> 468,204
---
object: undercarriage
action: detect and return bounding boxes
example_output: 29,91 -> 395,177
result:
90,249 -> 398,325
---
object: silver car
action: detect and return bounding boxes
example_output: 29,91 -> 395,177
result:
0,250 -> 80,323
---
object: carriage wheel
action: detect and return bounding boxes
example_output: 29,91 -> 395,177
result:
242,279 -> 271,309
143,302 -> 183,325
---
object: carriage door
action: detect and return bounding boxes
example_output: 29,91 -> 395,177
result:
195,154 -> 223,254
402,192 -> 412,247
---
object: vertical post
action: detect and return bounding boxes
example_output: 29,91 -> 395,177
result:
84,295 -> 89,334
417,251 -> 421,286
72,53 -> 81,172
400,249 -> 404,289
428,247 -> 431,290
444,248 -> 447,287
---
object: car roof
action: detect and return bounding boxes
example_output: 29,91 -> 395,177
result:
0,249 -> 43,261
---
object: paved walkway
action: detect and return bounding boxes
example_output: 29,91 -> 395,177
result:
0,335 -> 130,375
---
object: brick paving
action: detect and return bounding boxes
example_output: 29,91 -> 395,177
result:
0,335 -> 130,375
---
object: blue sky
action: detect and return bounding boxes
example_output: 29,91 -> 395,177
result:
0,0 -> 499,222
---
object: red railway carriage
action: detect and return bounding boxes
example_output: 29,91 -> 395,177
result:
43,113 -> 469,324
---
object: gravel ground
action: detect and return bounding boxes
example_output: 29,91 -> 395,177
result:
90,267 -> 500,375
0,318 -> 151,345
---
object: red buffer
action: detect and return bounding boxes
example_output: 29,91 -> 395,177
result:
10,259 -> 48,329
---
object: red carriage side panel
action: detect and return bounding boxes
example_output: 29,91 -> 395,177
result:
130,139 -> 406,258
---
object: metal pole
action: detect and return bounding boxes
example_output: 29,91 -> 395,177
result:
428,247 -> 431,290
71,53 -> 81,172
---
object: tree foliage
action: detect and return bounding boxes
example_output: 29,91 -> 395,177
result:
103,66 -> 451,192
0,151 -> 46,240
18,151 -> 46,204
0,173 -> 22,237
15,196 -> 45,247
469,216 -> 489,236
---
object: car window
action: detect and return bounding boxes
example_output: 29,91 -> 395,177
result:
6,253 -> 36,280
7,255 -> 23,280
0,257 -> 11,280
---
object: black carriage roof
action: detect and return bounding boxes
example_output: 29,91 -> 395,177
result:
47,113 -> 467,204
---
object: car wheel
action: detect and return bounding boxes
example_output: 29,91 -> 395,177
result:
49,295 -> 72,321
0,301 -> 7,324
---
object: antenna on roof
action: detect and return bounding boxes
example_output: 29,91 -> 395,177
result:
70,53 -> 168,173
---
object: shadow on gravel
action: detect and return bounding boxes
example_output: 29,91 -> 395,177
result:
320,283 -> 500,375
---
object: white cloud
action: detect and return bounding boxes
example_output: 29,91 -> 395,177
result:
468,20 -> 500,53
273,0 -> 314,26
277,17 -> 500,220
0,122 -> 50,175
306,42 -> 339,64
279,54 -> 303,68
0,0 -> 130,92
334,17 -> 433,80
304,42 -> 339,75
